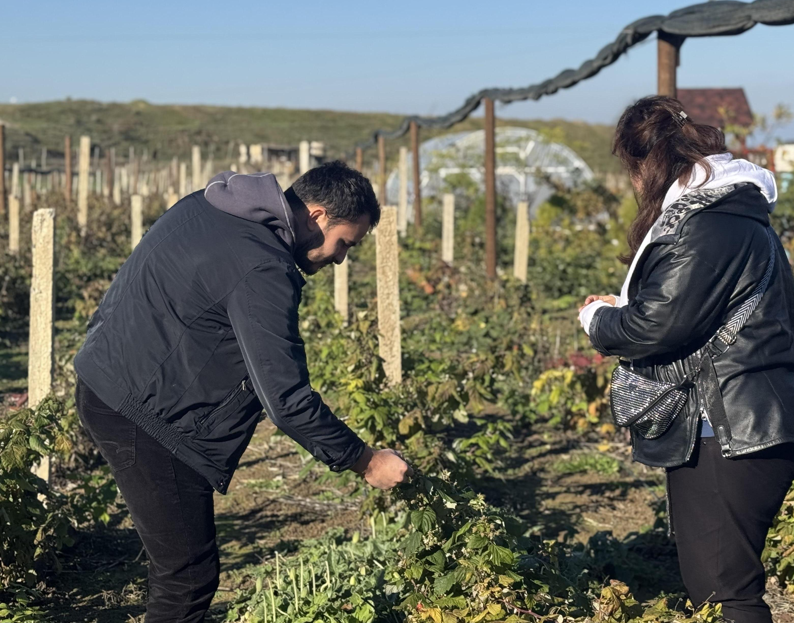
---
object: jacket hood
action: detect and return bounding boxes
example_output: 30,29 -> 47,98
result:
204,172 -> 296,251
662,152 -> 777,213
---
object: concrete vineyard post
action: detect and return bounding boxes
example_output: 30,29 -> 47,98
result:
8,196 -> 19,254
513,200 -> 529,283
167,188 -> 179,209
11,162 -> 19,199
442,193 -> 455,265
334,258 -> 349,325
355,147 -> 363,173
113,168 -> 122,205
410,121 -> 422,231
484,98 -> 496,279
377,135 -> 386,207
64,136 -> 72,202
0,124 -> 5,218
179,162 -> 187,197
28,208 -> 56,485
299,140 -> 310,175
398,147 -> 408,237
192,146 -> 202,191
78,136 -> 90,236
131,195 -> 143,250
103,151 -> 112,198
376,206 -> 402,385
23,171 -> 32,211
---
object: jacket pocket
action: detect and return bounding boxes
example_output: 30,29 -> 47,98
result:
197,377 -> 253,434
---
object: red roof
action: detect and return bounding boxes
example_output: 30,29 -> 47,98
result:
677,88 -> 753,129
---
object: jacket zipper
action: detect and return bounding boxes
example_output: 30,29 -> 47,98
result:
199,377 -> 250,426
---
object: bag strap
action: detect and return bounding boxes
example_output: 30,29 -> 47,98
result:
686,226 -> 777,454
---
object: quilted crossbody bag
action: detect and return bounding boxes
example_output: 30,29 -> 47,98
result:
610,226 -> 776,440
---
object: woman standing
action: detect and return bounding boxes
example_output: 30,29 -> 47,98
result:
579,96 -> 794,623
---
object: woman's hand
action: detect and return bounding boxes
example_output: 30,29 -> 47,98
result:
579,295 -> 616,312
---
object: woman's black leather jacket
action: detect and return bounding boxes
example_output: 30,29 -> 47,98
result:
590,184 -> 794,467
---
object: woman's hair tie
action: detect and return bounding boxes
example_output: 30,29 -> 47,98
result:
673,110 -> 690,128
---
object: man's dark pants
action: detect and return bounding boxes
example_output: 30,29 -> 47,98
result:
669,437 -> 794,623
76,378 -> 219,623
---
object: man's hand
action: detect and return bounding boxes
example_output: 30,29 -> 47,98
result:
579,294 -> 616,312
352,446 -> 413,490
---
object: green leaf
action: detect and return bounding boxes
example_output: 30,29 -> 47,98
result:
433,570 -> 459,596
410,508 -> 437,533
467,535 -> 488,550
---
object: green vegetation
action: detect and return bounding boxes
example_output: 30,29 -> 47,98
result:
0,99 -> 621,173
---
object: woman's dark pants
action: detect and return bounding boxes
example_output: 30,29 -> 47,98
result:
75,378 -> 219,623
668,437 -> 794,623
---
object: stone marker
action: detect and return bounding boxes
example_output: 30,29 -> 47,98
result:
398,147 -> 408,237
513,200 -> 530,283
376,206 -> 402,384
77,136 -> 91,236
192,146 -> 202,191
334,257 -> 349,324
8,196 -> 19,254
299,140 -> 310,174
179,162 -> 187,197
131,195 -> 143,249
442,193 -> 455,265
28,208 -> 56,485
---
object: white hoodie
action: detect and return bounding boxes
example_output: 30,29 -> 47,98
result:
579,153 -> 778,335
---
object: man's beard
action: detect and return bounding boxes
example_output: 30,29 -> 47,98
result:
293,228 -> 328,275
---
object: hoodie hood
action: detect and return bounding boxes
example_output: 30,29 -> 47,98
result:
204,171 -> 296,251
662,152 -> 777,213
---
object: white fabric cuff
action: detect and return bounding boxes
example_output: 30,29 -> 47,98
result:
579,300 -> 612,336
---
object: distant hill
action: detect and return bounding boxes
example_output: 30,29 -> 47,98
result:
0,99 -> 621,174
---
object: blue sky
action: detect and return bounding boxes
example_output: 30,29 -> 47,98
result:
3,0 -> 793,141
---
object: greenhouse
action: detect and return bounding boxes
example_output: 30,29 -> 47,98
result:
385,126 -> 594,219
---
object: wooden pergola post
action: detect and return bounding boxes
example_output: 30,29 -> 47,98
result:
484,98 -> 497,279
657,32 -> 684,98
0,124 -> 5,218
410,121 -> 422,232
355,147 -> 363,173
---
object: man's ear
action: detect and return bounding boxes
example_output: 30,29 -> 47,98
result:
306,204 -> 329,230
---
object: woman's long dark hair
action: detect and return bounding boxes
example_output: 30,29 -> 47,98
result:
613,96 -> 727,264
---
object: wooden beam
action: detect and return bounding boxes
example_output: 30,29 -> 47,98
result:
378,135 -> 386,207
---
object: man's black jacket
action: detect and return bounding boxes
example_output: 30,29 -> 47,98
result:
590,185 -> 794,467
74,174 -> 365,493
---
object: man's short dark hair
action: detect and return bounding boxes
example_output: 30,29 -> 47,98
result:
290,160 -> 380,228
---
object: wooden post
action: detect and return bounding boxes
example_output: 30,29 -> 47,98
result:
410,121 -> 422,231
398,147 -> 408,237
442,193 -> 455,265
657,33 -> 683,98
179,162 -> 187,197
131,195 -> 143,249
355,147 -> 363,172
334,258 -> 349,324
192,146 -> 202,190
0,124 -> 5,218
484,98 -> 497,279
29,208 -> 56,485
64,136 -> 72,202
513,200 -> 529,283
77,136 -> 90,236
376,206 -> 402,385
23,171 -> 32,211
8,196 -> 19,254
378,135 -> 386,207
299,140 -> 310,174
